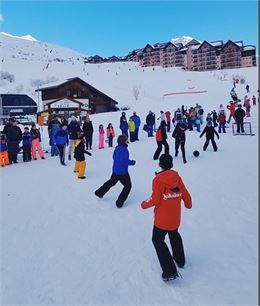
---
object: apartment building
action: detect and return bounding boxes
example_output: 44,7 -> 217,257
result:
125,38 -> 256,71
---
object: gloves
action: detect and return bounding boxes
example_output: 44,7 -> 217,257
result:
199,135 -> 202,138
217,136 -> 220,139
132,160 -> 136,165
86,151 -> 92,156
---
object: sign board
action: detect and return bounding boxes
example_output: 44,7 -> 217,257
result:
51,101 -> 79,109
10,109 -> 23,113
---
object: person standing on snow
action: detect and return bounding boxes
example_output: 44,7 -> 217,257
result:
200,121 -> 219,152
246,84 -> 250,93
217,110 -> 226,133
234,104 -> 246,133
141,154 -> 192,282
95,134 -> 136,208
165,111 -> 171,132
68,116 -> 81,160
130,111 -> 141,141
153,123 -> 169,160
172,123 -> 187,164
30,124 -> 45,160
146,110 -> 155,137
83,117 -> 94,150
53,123 -> 69,165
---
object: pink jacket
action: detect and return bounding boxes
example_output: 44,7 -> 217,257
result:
106,127 -> 115,137
99,128 -> 105,135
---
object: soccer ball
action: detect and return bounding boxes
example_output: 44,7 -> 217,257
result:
193,150 -> 200,157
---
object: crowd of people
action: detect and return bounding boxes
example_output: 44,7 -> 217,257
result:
0,83 -> 257,282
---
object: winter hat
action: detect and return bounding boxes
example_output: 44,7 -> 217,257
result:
117,134 -> 128,145
159,154 -> 173,170
207,121 -> 212,126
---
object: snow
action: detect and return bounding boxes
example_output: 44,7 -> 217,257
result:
210,41 -> 223,47
0,32 -> 38,42
0,33 -> 258,305
171,36 -> 195,46
243,46 -> 256,51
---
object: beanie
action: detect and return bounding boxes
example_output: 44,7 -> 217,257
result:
159,154 -> 173,170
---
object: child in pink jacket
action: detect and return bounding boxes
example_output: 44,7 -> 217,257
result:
106,123 -> 115,147
30,124 -> 45,160
99,124 -> 105,149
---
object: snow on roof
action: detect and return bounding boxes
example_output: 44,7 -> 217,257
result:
191,45 -> 200,50
235,42 -> 243,47
243,46 -> 255,51
210,41 -> 223,47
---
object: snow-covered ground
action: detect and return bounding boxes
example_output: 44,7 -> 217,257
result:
0,32 -> 258,305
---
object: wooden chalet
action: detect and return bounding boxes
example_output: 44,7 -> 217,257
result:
35,77 -> 118,115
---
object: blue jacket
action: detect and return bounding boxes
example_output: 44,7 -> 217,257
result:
130,115 -> 141,129
112,145 -> 135,175
53,128 -> 69,145
22,132 -> 32,146
0,140 -> 7,152
120,121 -> 128,133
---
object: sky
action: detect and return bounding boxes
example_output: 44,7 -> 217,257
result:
0,1 -> 258,57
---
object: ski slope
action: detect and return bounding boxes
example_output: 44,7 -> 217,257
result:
0,32 -> 258,305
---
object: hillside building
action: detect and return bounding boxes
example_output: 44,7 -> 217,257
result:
35,77 -> 118,116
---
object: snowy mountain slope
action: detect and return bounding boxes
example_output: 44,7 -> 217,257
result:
0,33 -> 258,305
0,32 -> 38,42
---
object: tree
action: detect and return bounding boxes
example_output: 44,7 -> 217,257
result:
132,85 -> 141,101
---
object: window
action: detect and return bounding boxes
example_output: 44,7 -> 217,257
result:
66,90 -> 71,97
78,90 -> 82,98
3,109 -> 10,116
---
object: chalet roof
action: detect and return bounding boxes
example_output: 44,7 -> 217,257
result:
221,40 -> 242,50
191,44 -> 201,50
198,40 -> 215,50
35,77 -> 118,104
185,39 -> 201,47
0,94 -> 37,107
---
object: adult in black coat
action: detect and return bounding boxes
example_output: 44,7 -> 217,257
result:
172,123 -> 187,164
83,118 -> 94,150
234,104 -> 246,133
200,121 -> 219,152
146,111 -> 155,137
3,118 -> 22,163
68,117 -> 81,160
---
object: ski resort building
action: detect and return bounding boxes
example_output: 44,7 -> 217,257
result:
35,77 -> 119,116
0,94 -> 37,117
125,39 -> 256,71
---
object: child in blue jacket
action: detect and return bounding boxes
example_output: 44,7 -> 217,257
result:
95,134 -> 136,208
53,123 -> 69,165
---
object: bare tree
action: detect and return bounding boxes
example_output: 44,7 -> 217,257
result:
132,84 -> 141,101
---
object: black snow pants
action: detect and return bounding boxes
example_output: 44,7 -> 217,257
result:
152,226 -> 185,277
95,172 -> 132,207
175,140 -> 186,162
203,137 -> 217,152
153,140 -> 169,160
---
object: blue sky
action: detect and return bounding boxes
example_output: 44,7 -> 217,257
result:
0,1 -> 258,57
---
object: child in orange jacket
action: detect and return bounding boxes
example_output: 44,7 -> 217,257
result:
141,154 -> 192,282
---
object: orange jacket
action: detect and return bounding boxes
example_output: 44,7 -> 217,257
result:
141,169 -> 192,231
228,104 -> 236,115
